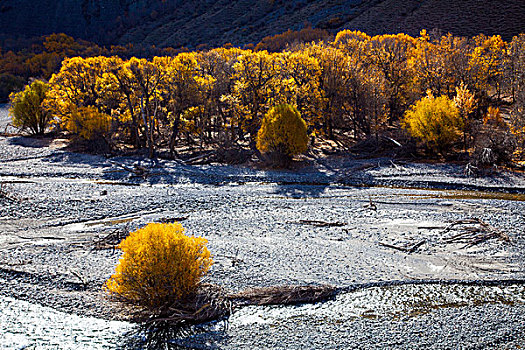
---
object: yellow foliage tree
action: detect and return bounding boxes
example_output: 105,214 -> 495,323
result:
256,104 -> 308,163
403,92 -> 462,153
63,106 -> 112,142
468,35 -> 508,94
278,50 -> 323,127
453,82 -> 476,150
367,33 -> 417,123
231,50 -> 280,147
9,80 -> 51,135
105,222 -> 212,308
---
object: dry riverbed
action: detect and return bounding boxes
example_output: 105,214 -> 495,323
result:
1,106 -> 525,349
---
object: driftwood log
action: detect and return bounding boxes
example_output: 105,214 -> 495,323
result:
290,220 -> 347,227
229,285 -> 337,306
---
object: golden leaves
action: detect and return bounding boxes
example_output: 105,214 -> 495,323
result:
105,223 -> 212,307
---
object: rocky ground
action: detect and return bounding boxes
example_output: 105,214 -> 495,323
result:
1,106 -> 525,349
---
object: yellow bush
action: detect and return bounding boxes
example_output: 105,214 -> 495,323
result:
105,223 -> 212,307
9,80 -> 51,135
256,104 -> 308,159
63,106 -> 111,141
402,92 -> 462,153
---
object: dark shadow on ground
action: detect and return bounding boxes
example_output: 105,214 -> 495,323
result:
38,148 -> 342,189
119,321 -> 228,350
8,135 -> 56,148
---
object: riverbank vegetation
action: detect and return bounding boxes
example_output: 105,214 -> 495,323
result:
6,30 -> 525,165
105,222 -> 212,308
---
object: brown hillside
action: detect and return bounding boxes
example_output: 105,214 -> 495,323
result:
0,0 -> 524,49
345,0 -> 525,39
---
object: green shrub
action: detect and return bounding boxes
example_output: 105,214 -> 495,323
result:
105,222 -> 212,308
402,92 -> 462,154
256,104 -> 308,163
9,80 -> 51,135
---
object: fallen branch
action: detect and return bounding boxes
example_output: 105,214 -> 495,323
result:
185,151 -> 215,165
290,220 -> 346,227
382,136 -> 402,147
379,239 -> 426,254
379,242 -> 408,252
441,218 -> 510,248
16,235 -> 65,240
158,216 -> 188,224
390,160 -> 403,170
109,161 -> 150,179
408,240 -> 427,253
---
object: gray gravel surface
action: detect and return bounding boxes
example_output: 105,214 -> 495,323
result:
1,106 -> 525,348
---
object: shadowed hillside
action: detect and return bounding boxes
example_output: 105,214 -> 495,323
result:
0,0 -> 524,48
343,0 -> 525,40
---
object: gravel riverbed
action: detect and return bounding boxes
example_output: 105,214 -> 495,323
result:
1,106 -> 525,348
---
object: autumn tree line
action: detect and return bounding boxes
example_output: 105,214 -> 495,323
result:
0,33 -> 187,102
8,30 -> 525,164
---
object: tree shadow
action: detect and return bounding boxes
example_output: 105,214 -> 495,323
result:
7,135 -> 56,148
118,320 -> 229,350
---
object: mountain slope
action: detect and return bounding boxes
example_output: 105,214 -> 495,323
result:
343,0 -> 525,40
0,0 -> 523,49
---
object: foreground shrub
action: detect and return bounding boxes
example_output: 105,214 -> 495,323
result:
9,80 -> 51,135
256,104 -> 308,164
105,223 -> 212,308
402,92 -> 462,154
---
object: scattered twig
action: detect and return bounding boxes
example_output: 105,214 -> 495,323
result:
0,183 -> 20,202
363,196 -> 377,211
2,122 -> 21,136
390,160 -> 402,170
109,161 -> 150,179
219,248 -> 244,267
93,226 -> 129,250
382,136 -> 402,147
185,151 -> 215,165
418,226 -> 447,230
68,268 -> 89,289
